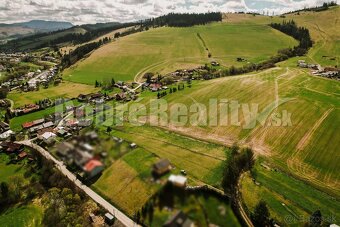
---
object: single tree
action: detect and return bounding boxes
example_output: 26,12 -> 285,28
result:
251,200 -> 271,227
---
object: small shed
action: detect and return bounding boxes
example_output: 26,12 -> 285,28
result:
104,213 -> 115,225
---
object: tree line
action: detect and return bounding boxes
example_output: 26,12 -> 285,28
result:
61,38 -> 110,68
142,12 -> 222,27
270,20 -> 313,56
284,1 -> 337,14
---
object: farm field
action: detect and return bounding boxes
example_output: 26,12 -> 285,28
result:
93,125 -> 240,222
8,81 -> 98,108
0,204 -> 43,227
240,161 -> 340,226
137,66 -> 340,195
93,148 -> 161,216
63,22 -> 297,84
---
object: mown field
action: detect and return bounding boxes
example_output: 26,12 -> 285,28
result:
63,22 -> 297,84
92,124 -> 234,218
148,66 -> 340,195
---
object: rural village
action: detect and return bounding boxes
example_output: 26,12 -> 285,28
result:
0,2 -> 339,227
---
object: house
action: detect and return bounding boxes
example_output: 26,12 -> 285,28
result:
85,131 -> 98,140
39,132 -> 57,145
163,211 -> 194,227
92,98 -> 105,105
1,142 -> 24,154
104,213 -> 115,225
57,142 -> 75,157
89,93 -> 103,101
17,151 -> 28,160
116,81 -> 125,87
22,118 -> 45,129
42,121 -> 54,129
74,149 -> 93,168
57,128 -> 69,138
83,159 -> 104,178
130,143 -> 137,149
168,175 -> 187,188
153,159 -> 171,176
116,93 -> 126,101
0,130 -> 14,141
150,83 -> 162,92
77,94 -> 87,102
0,121 -> 10,133
78,119 -> 92,127
211,61 -> 220,66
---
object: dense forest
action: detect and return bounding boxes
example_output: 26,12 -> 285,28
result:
142,12 -> 222,27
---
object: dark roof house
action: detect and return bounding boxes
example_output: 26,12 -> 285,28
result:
153,159 -> 171,176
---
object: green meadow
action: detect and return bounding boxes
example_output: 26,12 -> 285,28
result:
63,22 -> 297,84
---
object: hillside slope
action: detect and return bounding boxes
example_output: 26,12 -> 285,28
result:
63,22 -> 297,84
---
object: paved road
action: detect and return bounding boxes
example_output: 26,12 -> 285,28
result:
17,140 -> 140,227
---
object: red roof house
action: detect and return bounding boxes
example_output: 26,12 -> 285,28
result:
84,159 -> 104,178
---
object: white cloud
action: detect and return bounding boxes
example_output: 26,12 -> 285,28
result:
0,0 -> 335,24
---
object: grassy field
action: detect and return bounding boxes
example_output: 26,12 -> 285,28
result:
63,22 -> 297,84
0,154 -> 26,183
145,66 -> 340,195
93,125 -> 238,221
8,81 -> 98,108
0,205 -> 43,227
241,162 -> 340,226
93,148 -> 161,216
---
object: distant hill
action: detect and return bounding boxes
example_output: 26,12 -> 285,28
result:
0,20 -> 73,41
16,20 -> 73,31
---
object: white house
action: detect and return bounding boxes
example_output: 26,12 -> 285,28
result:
168,175 -> 187,188
39,132 -> 57,144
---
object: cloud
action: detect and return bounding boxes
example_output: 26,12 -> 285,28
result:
0,0 -> 334,25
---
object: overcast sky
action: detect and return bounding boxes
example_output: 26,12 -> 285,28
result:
0,0 -> 335,25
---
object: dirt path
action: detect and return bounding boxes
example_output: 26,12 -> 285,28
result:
296,108 -> 333,151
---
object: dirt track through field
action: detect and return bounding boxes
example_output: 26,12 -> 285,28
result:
296,108 -> 333,151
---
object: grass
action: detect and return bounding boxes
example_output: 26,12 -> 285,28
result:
10,100 -> 80,132
92,124 -> 230,216
93,148 -> 160,216
241,162 -> 340,226
109,124 -> 227,187
0,204 -> 43,227
137,66 -> 340,195
0,154 -> 26,183
8,81 -> 99,108
63,22 -> 297,84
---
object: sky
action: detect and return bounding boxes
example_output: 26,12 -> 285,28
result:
0,0 -> 336,25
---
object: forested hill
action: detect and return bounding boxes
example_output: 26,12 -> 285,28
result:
0,22 -> 137,52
